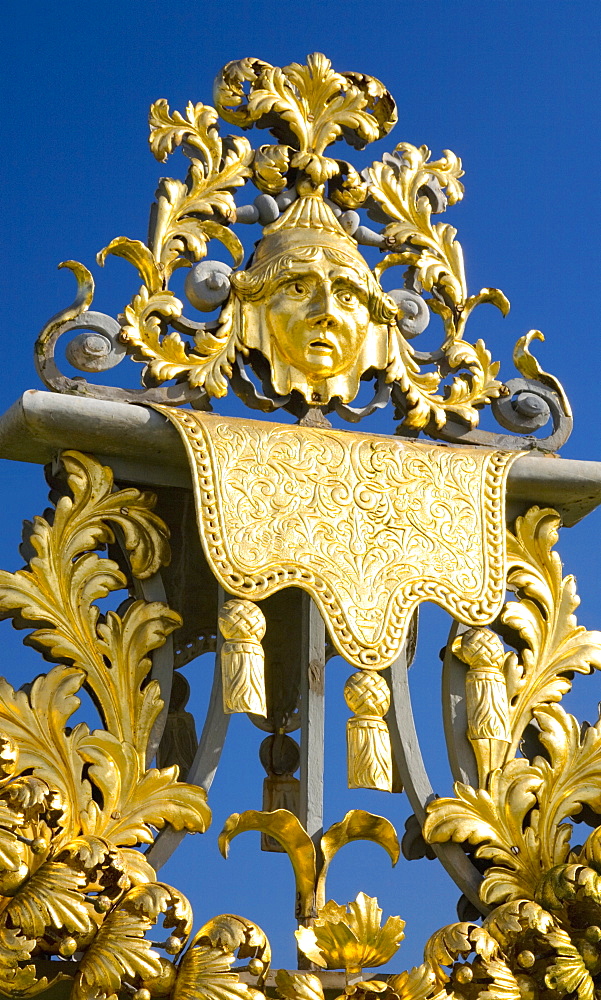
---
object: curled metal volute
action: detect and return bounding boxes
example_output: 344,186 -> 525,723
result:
492,377 -> 555,433
354,224 -> 386,247
229,354 -> 291,413
184,260 -> 232,312
431,380 -> 573,452
332,373 -> 391,423
64,312 -> 126,373
35,263 -> 210,406
235,194 -> 280,226
388,288 -> 430,339
492,377 -> 574,451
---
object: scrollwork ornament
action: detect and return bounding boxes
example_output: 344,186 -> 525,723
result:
420,504 -> 601,1000
21,47 -> 601,1000
35,52 -> 571,446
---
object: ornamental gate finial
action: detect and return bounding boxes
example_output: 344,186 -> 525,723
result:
36,52 -> 571,451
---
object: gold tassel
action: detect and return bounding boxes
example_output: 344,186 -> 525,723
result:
453,627 -> 511,785
344,670 -> 392,791
218,599 -> 267,717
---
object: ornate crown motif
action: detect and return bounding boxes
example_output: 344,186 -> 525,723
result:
36,53 -> 571,448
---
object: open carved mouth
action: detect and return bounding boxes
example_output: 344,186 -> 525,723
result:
308,340 -> 334,354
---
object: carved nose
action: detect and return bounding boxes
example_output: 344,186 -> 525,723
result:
308,287 -> 338,327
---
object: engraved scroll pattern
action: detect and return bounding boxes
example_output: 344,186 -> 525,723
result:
157,408 -> 517,669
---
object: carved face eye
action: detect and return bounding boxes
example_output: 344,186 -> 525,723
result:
285,279 -> 309,297
337,288 -> 359,306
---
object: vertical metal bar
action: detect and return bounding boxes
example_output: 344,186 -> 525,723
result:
298,591 -> 326,847
145,585 -> 230,872
386,619 -> 487,914
297,591 -> 326,966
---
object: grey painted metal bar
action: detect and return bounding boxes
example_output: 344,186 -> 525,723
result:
2,391 -> 601,524
441,621 -> 480,788
297,592 -> 326,969
386,640 -> 487,913
136,571 -> 175,769
298,593 -> 326,856
145,586 -> 230,872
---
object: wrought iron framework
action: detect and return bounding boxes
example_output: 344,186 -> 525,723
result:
0,51 -> 600,1000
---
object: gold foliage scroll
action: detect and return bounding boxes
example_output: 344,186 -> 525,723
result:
154,407 -> 519,669
0,451 -> 215,996
425,505 -> 601,906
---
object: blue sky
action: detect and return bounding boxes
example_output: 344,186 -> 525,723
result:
1,0 -> 601,973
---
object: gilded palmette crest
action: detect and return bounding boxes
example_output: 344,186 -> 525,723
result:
37,53 -> 571,447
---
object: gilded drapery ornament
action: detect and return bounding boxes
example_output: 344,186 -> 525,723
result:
155,408 -> 518,668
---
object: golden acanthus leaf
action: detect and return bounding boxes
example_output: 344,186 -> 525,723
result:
333,979 -> 389,1000
295,893 -> 405,973
215,54 -> 396,189
0,924 -> 65,999
193,914 -> 271,969
77,736 -> 211,846
367,144 -> 466,308
501,506 -> 601,760
0,451 -> 210,877
422,922 -> 499,987
0,835 -> 128,975
482,898 -> 556,947
219,809 -> 399,920
120,285 -> 243,396
365,144 -> 508,430
385,328 -> 501,430
0,858 -> 91,939
218,809 -> 316,919
318,811 -> 399,908
424,704 -> 601,905
544,927 -> 595,1000
100,101 -> 251,284
0,451 -> 171,747
172,944 -> 254,1000
387,964 -> 449,1000
73,882 -> 192,1000
477,958 -> 521,1000
274,970 -> 324,1000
